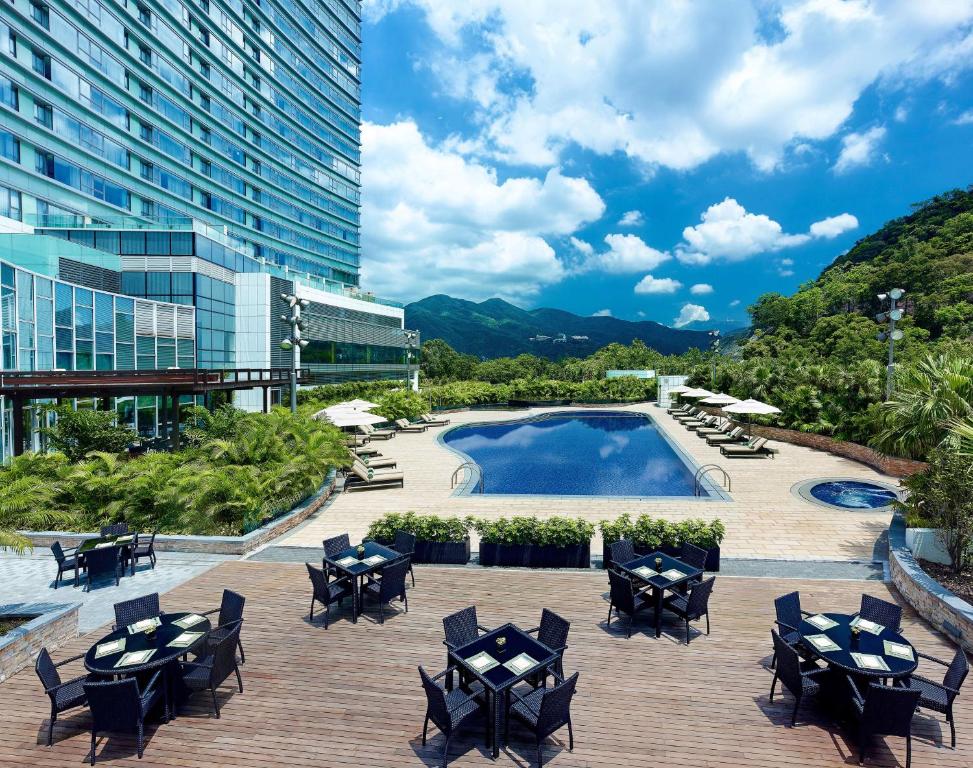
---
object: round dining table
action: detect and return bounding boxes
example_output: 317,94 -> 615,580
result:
798,612 -> 918,680
84,612 -> 212,719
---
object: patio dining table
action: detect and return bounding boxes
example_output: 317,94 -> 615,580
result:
78,534 -> 137,576
618,551 -> 703,637
324,540 -> 404,622
448,622 -> 560,759
798,612 -> 918,681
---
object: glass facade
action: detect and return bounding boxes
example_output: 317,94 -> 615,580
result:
0,0 -> 362,286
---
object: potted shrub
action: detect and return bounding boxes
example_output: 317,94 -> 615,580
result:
599,514 -> 725,571
366,512 -> 471,565
473,516 -> 593,568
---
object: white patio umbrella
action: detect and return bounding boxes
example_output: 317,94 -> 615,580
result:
326,411 -> 387,428
680,387 -> 715,399
343,398 -> 380,410
722,398 -> 781,436
668,384 -> 691,394
700,393 -> 740,406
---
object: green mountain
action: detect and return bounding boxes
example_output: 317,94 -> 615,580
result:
404,295 -> 716,359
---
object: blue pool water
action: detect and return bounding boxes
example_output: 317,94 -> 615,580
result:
808,481 -> 898,509
442,411 -> 704,497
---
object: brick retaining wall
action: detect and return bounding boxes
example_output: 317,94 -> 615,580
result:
0,603 -> 79,684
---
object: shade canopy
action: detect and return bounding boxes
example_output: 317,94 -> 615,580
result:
343,398 -> 380,410
722,398 -> 781,415
326,411 -> 388,428
680,388 -> 715,399
700,393 -> 740,406
668,384 -> 692,394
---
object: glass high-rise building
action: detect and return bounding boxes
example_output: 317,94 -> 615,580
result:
0,0 -> 418,460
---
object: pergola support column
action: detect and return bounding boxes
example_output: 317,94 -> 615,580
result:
12,395 -> 25,457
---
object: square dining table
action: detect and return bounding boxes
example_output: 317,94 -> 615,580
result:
77,533 -> 137,576
323,540 -> 403,622
449,623 -> 560,758
618,551 -> 703,637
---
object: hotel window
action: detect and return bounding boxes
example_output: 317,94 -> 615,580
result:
199,60 -> 210,79
138,45 -> 151,66
34,101 -> 53,128
139,122 -> 153,141
32,48 -> 52,79
0,77 -> 18,109
140,159 -> 153,180
138,82 -> 152,103
199,92 -> 210,111
137,3 -> 152,27
31,1 -> 50,29
0,185 -> 21,220
0,131 -> 19,162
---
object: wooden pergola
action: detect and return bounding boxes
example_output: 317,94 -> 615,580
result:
0,368 -> 305,456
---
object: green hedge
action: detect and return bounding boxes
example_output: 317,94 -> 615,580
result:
598,513 -> 726,549
471,516 -> 595,546
424,378 -> 657,408
366,511 -> 471,543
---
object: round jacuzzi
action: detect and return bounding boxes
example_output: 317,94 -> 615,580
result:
793,478 -> 901,511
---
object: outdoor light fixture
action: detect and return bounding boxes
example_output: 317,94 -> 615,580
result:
709,330 -> 721,390
876,288 -> 906,400
280,293 -> 309,412
404,330 -> 420,391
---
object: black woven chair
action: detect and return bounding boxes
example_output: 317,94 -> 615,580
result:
606,569 -> 651,638
83,673 -> 163,764
847,675 -> 921,767
323,533 -> 351,577
305,562 -> 353,628
393,529 -> 417,587
607,539 -> 635,571
131,531 -> 157,570
527,609 -> 570,681
361,557 -> 410,623
859,593 -> 903,633
772,591 -> 813,667
99,523 -> 129,537
679,541 -> 708,573
899,647 -> 969,748
179,620 -> 244,718
419,665 -> 486,768
202,589 -> 247,662
113,593 -> 161,630
51,542 -> 82,588
505,669 -> 579,768
442,606 -> 490,689
663,576 -> 715,644
35,648 -> 95,746
769,629 -> 827,726
83,546 -> 122,592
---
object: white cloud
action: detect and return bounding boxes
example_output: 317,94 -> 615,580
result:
575,233 -> 670,274
675,197 -> 858,265
809,213 -> 859,238
729,299 -> 741,307
894,104 -> 909,122
634,275 -> 682,295
618,210 -> 644,227
636,310 -> 647,318
690,283 -> 714,295
953,109 -> 973,125
372,1 -> 973,172
833,126 -> 887,173
569,236 -> 594,256
592,308 -> 612,317
360,120 -> 604,301
673,303 -> 711,328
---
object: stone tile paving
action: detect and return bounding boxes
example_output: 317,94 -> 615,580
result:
0,550 -> 233,633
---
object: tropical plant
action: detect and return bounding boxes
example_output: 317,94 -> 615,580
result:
471,516 -> 595,547
366,511 -> 471,543
598,514 -> 726,550
41,407 -> 136,461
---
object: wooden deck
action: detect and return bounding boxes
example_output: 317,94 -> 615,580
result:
1,561 -> 969,767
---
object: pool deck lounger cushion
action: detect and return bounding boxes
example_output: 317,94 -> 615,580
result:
720,437 -> 777,459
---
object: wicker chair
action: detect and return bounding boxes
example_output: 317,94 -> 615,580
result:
131,531 -> 157,570
179,620 -> 244,718
859,594 -> 902,632
847,676 -> 921,768
393,530 -> 417,587
83,547 -> 122,592
505,670 -> 579,768
305,563 -> 353,628
527,608 -> 570,681
772,591 -> 813,667
899,647 -> 969,748
419,665 -> 486,768
34,648 -> 95,746
83,673 -> 163,764
99,523 -> 130,537
202,589 -> 246,662
322,533 -> 351,577
606,570 -> 651,638
663,576 -> 716,644
607,539 -> 636,572
51,542 -> 82,588
769,629 -> 827,726
113,593 -> 161,630
442,607 -> 490,689
679,541 -> 708,572
361,558 -> 410,623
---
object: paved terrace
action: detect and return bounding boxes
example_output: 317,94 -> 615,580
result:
280,405 -> 896,561
0,561 -> 967,767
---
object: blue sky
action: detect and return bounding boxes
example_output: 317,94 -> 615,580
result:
357,1 -> 973,329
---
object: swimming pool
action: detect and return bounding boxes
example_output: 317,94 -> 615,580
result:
441,410 -> 713,497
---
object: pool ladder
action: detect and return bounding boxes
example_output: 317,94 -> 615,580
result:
694,464 -> 731,496
451,461 -> 484,494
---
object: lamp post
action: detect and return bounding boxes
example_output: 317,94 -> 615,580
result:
876,288 -> 905,401
708,330 -> 721,390
279,293 -> 309,413
403,330 -> 419,391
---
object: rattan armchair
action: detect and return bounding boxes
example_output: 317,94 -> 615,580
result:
305,563 -> 353,628
505,669 -> 579,768
361,557 -> 410,623
419,665 -> 486,768
83,547 -> 122,592
393,529 -> 417,587
607,539 -> 635,572
113,593 -> 161,630
442,606 -> 490,689
662,576 -> 716,644
899,647 -> 969,748
772,591 -> 813,667
34,648 -> 95,746
202,589 -> 246,662
83,673 -> 163,764
859,593 -> 903,633
847,675 -> 921,767
51,542 -> 82,588
179,620 -> 244,718
606,570 -> 652,638
99,523 -> 130,537
770,629 -> 827,726
527,609 -> 570,681
322,533 -> 351,577
131,531 -> 157,570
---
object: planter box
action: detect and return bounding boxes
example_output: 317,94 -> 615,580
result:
602,541 -> 721,572
0,602 -> 79,684
905,528 -> 952,566
374,537 -> 471,565
479,541 -> 591,569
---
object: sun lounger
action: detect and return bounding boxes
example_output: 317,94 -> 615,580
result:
696,421 -> 731,438
359,423 -> 396,440
420,413 -> 450,426
395,418 -> 428,433
684,416 -> 717,431
674,409 -> 702,422
705,426 -> 746,445
667,403 -> 692,415
720,437 -> 777,459
344,434 -> 369,447
344,463 -> 404,491
349,453 -> 397,470
349,445 -> 382,457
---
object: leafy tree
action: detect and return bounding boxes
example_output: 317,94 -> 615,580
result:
41,407 -> 135,462
419,339 -> 478,381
